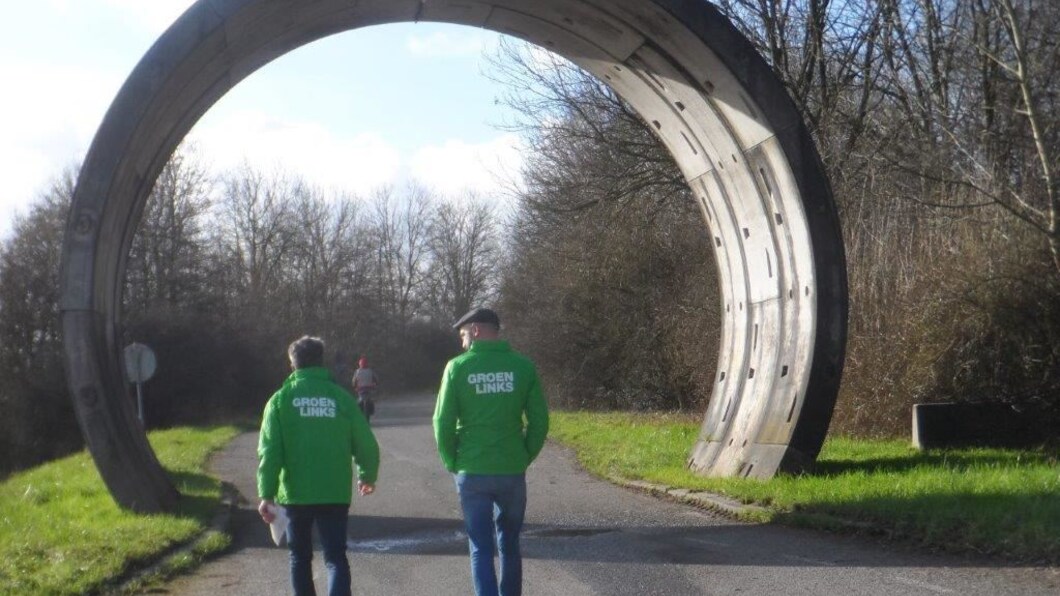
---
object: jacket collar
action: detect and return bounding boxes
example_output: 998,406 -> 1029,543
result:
286,367 -> 331,383
469,340 -> 510,353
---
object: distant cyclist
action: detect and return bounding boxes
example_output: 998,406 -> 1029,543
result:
352,356 -> 379,423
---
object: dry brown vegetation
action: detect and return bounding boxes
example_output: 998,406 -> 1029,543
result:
2,1 -> 1059,476
0,155 -> 502,475
495,0 -> 1060,439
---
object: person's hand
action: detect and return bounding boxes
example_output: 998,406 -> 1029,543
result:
258,499 -> 276,523
358,481 -> 375,496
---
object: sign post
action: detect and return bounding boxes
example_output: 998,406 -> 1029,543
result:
123,343 -> 157,424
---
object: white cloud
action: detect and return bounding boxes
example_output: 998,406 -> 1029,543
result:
0,58 -> 125,234
192,110 -> 524,202
101,0 -> 195,31
409,134 -> 524,198
190,110 -> 524,205
406,30 -> 497,58
188,110 -> 403,196
0,144 -> 57,231
41,0 -> 76,17
0,9 -> 523,235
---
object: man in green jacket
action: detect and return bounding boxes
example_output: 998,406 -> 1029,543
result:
258,336 -> 380,596
434,308 -> 549,596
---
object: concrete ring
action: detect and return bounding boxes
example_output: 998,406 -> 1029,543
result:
60,0 -> 846,511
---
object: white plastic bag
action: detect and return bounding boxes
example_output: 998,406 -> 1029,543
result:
267,504 -> 288,546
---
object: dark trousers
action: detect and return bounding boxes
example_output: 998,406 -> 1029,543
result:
285,504 -> 351,596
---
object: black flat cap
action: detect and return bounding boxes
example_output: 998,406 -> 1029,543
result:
452,307 -> 500,330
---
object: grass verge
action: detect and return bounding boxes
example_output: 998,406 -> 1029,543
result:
0,425 -> 241,594
551,411 -> 1060,563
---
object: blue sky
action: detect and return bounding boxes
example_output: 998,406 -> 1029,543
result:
0,1 -> 529,237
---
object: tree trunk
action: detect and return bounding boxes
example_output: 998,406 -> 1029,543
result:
1051,232 -> 1060,277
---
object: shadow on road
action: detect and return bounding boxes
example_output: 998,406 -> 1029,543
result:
363,396 -> 434,429
217,510 -> 1047,570
215,393 -> 1052,576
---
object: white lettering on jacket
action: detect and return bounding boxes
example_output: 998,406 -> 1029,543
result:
467,372 -> 515,394
292,396 -> 337,418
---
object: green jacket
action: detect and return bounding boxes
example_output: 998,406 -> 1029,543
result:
433,340 -> 549,474
257,367 -> 379,505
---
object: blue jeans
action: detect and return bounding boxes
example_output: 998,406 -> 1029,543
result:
285,504 -> 351,596
455,473 -> 527,596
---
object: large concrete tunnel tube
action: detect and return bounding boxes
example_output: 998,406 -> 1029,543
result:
60,0 -> 847,512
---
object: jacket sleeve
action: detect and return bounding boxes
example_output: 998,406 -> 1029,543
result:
348,392 -> 380,484
257,395 -> 284,500
523,365 -> 549,463
432,361 -> 459,472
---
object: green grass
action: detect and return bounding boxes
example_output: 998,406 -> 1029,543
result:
116,529 -> 232,595
551,411 -> 1060,562
0,426 -> 241,595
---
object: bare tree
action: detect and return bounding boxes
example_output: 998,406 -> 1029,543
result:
365,184 -> 433,329
715,1 -> 888,175
288,186 -> 372,330
0,171 -> 72,374
486,39 -> 688,218
125,146 -> 213,311
0,168 -> 82,472
425,196 -> 501,321
962,0 -> 1059,272
212,165 -> 299,313
868,0 -> 1060,273
485,40 -> 720,411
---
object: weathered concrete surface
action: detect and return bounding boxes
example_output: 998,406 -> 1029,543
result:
912,403 -> 1042,450
162,394 -> 1059,595
61,0 -> 847,511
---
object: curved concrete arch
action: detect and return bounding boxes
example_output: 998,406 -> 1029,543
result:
60,0 -> 847,512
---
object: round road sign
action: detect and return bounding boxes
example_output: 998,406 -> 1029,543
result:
123,343 -> 157,383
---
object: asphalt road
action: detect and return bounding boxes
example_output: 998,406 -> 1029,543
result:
162,392 -> 1059,595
